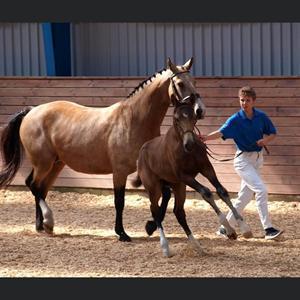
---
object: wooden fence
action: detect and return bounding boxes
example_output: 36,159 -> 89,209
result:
0,76 -> 299,195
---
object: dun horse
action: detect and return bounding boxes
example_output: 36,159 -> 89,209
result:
132,105 -> 251,256
0,58 -> 206,242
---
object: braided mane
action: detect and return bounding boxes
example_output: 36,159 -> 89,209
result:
126,68 -> 167,99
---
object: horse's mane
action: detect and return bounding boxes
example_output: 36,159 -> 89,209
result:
126,68 -> 167,99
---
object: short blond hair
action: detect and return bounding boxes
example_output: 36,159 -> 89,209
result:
238,86 -> 256,100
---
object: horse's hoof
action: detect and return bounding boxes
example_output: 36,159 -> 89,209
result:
36,225 -> 44,232
43,223 -> 54,235
145,220 -> 157,236
242,231 -> 253,239
227,232 -> 238,240
119,233 -> 132,242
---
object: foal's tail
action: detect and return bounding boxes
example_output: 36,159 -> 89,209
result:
0,107 -> 32,188
131,175 -> 142,188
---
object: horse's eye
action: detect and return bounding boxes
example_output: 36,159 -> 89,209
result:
177,82 -> 184,88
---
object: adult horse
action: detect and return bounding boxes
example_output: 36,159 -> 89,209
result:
0,58 -> 206,242
132,105 -> 251,256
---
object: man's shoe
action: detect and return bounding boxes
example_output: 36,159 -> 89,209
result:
265,227 -> 283,240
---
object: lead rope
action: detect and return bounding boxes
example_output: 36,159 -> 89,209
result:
193,127 -> 270,162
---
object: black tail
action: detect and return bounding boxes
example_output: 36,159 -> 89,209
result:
131,175 -> 142,188
0,107 -> 32,188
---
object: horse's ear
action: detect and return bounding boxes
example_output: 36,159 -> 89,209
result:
167,57 -> 178,74
183,57 -> 193,70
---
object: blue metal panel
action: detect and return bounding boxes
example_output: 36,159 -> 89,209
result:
146,23 -> 156,75
222,24 -> 232,76
252,23 -> 262,75
212,24 -> 222,75
292,23 -> 300,75
137,23 -> 147,76
203,24 -> 213,75
262,23 -> 272,75
42,23 -> 56,75
272,23 -> 282,75
51,23 -> 71,76
69,22 -> 300,76
282,23 -> 292,75
21,23 -> 31,75
183,23 -> 194,63
128,23 -> 138,75
42,23 -> 71,76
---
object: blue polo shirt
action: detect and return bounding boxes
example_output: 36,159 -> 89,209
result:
220,108 -> 277,152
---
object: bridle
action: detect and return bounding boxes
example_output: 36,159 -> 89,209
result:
170,70 -> 196,104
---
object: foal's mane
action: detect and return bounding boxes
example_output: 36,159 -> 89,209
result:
126,68 -> 167,99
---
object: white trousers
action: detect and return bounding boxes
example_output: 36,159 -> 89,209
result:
226,151 -> 273,230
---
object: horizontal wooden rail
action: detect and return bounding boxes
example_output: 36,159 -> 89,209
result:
0,76 -> 299,195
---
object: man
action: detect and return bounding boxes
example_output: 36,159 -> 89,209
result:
200,86 -> 283,240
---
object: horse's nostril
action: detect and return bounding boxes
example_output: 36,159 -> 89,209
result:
196,108 -> 203,118
184,140 -> 194,152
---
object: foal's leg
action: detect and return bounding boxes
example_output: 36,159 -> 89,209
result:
148,186 -> 171,257
181,175 -> 237,240
145,182 -> 171,236
199,166 -> 252,238
172,183 -> 203,253
113,173 -> 131,242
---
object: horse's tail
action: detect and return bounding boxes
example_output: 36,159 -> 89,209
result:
0,107 -> 32,188
131,175 -> 142,188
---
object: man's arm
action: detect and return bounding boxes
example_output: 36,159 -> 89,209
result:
200,130 -> 223,142
256,133 -> 276,147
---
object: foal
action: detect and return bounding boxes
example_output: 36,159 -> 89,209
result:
132,105 -> 251,257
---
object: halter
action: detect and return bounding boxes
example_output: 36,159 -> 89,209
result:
174,117 -> 196,141
170,70 -> 194,104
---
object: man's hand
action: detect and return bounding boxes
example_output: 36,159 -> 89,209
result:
198,134 -> 207,142
256,139 -> 266,147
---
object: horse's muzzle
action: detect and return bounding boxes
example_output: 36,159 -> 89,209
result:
195,107 -> 204,119
183,132 -> 195,153
194,97 -> 206,119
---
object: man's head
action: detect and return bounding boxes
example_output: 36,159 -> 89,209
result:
238,86 -> 256,115
238,86 -> 256,100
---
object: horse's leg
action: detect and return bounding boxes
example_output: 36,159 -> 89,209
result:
25,170 -> 43,231
145,182 -> 171,236
25,160 -> 65,233
172,182 -> 203,254
199,166 -> 252,238
113,173 -> 131,242
26,165 -> 54,233
181,175 -> 237,240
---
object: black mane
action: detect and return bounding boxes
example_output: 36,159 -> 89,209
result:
126,68 -> 167,99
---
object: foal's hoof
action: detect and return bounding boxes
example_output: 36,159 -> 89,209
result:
145,220 -> 157,236
118,233 -> 132,242
242,231 -> 253,239
227,231 -> 238,240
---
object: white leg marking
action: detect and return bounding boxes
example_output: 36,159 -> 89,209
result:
187,234 -> 203,254
158,227 -> 170,257
219,213 -> 236,236
39,199 -> 54,228
237,219 -> 253,238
